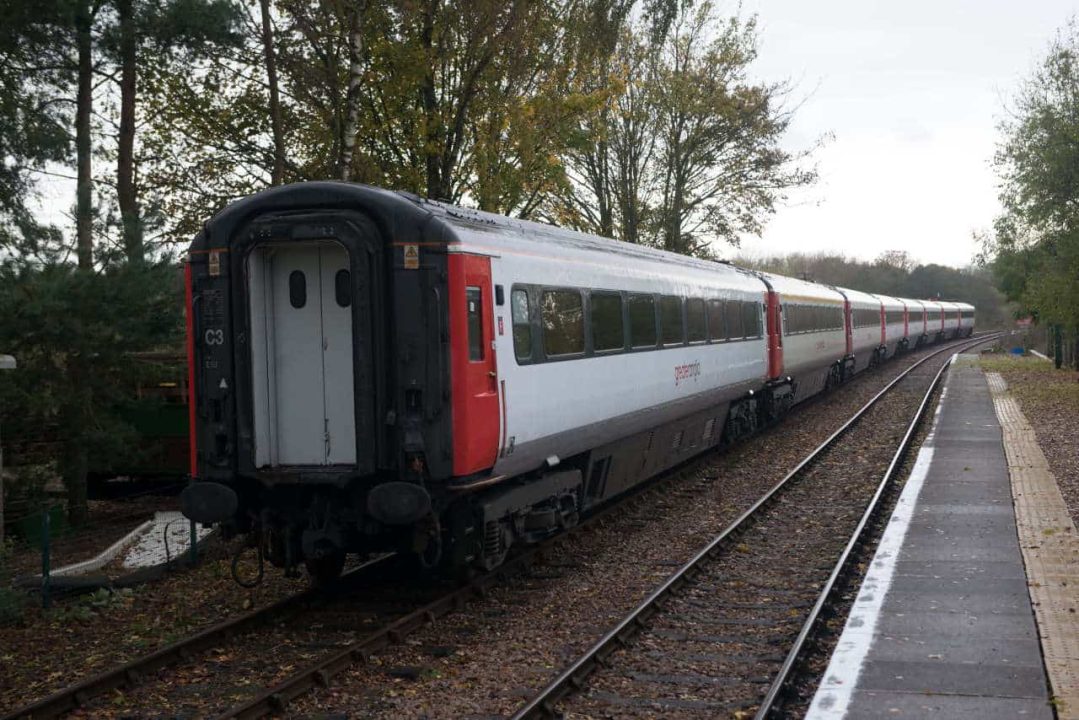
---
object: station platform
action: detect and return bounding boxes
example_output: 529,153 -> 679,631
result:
806,356 -> 1064,720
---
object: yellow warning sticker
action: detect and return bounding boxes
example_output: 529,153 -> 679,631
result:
403,244 -> 419,270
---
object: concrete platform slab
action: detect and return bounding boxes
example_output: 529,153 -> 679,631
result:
842,631 -> 1043,665
872,608 -> 1038,641
839,691 -> 1051,719
855,659 -> 1050,698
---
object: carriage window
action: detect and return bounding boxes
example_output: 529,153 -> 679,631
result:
334,269 -> 351,307
725,300 -> 745,339
708,300 -> 725,341
542,289 -> 584,356
466,287 -> 484,361
288,270 -> 306,308
660,296 -> 684,345
743,302 -> 760,338
687,299 -> 707,343
627,294 -> 656,348
591,292 -> 624,352
511,289 -> 532,360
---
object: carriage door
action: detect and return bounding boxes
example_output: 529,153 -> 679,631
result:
250,241 -> 357,467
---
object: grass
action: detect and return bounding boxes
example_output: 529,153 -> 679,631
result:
979,353 -> 1079,412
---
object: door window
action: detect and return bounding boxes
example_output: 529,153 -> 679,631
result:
467,287 -> 484,361
289,270 -> 306,308
334,269 -> 351,307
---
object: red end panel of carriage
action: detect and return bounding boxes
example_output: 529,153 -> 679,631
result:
448,253 -> 500,476
766,289 -> 784,380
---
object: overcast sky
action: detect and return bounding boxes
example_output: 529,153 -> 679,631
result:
730,0 -> 1074,268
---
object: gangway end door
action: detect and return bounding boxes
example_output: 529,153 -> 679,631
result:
249,240 -> 360,468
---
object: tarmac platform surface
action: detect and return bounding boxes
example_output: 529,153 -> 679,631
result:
805,357 -> 1055,719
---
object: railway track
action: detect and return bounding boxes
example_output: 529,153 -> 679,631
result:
0,555 -> 406,720
511,333 -> 1001,720
2,334 -> 998,720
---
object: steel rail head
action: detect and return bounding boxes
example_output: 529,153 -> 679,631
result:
752,332 -> 1001,719
509,333 -> 1003,720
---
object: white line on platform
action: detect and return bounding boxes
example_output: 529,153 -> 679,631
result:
805,359 -> 952,719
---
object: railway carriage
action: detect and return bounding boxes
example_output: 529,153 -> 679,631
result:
756,273 -> 848,401
837,287 -> 885,370
907,299 -> 929,346
180,181 -> 976,583
878,295 -> 909,358
941,301 -> 962,339
955,302 -> 976,337
925,300 -> 947,341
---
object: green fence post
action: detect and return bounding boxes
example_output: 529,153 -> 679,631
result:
41,509 -> 51,610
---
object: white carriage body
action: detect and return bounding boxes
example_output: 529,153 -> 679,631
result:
445,223 -> 770,479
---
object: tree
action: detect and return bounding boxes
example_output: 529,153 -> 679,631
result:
0,0 -> 70,256
259,0 -> 286,184
734,251 -> 1013,328
0,261 -> 182,525
985,19 -> 1079,363
102,0 -> 242,261
556,2 -> 816,257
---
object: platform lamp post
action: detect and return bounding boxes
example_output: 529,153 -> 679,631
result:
0,354 -> 16,546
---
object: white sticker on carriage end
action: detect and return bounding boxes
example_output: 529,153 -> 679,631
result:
805,444 -> 937,720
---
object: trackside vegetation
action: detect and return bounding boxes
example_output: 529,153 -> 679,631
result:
982,19 -> 1079,368
0,0 -> 815,528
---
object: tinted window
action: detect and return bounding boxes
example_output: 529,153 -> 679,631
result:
854,308 -> 879,328
742,301 -> 760,338
707,300 -> 725,340
542,290 -> 584,356
786,304 -> 802,334
591,292 -> 624,352
686,299 -> 706,342
288,270 -> 306,309
511,289 -> 532,360
627,294 -> 656,348
466,287 -> 483,361
334,269 -> 351,307
660,296 -> 683,345
725,300 -> 744,339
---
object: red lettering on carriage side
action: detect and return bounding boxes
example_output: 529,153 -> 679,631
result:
674,361 -> 701,386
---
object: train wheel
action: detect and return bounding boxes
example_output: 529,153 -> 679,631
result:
305,549 -> 346,587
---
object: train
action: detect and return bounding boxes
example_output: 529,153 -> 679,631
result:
179,182 -> 975,583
